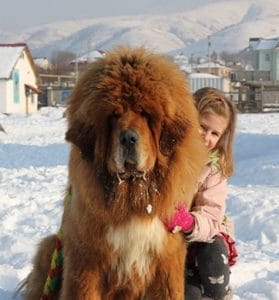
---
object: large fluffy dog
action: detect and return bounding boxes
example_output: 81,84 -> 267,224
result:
22,47 -> 207,299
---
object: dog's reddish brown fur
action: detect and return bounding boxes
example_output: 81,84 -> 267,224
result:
22,47 -> 207,299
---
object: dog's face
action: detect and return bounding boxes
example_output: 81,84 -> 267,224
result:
107,109 -> 156,178
65,47 -> 206,215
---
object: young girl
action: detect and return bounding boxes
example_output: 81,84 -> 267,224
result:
165,87 -> 238,299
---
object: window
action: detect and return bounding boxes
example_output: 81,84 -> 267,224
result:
13,69 -> 20,104
265,54 -> 270,61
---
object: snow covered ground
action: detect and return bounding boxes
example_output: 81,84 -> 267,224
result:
0,107 -> 278,299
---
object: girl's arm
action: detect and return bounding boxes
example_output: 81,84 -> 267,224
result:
185,172 -> 228,242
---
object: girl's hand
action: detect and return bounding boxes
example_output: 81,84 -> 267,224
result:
164,202 -> 195,233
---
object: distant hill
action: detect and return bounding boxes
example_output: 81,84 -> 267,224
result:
0,0 -> 278,58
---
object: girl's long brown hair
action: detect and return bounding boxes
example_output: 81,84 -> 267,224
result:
193,87 -> 237,177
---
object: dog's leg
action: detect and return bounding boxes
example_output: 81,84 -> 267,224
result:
20,234 -> 56,300
61,243 -> 103,300
62,269 -> 103,299
144,241 -> 186,300
145,264 -> 185,300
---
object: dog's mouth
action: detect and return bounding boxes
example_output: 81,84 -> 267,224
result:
116,163 -> 148,184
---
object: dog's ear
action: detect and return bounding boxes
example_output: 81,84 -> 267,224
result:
159,117 -> 188,156
65,121 -> 96,161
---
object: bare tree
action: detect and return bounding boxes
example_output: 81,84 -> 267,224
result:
51,50 -> 76,74
219,50 -> 252,70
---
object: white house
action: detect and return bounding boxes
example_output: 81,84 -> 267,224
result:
0,43 -> 40,114
34,57 -> 53,71
70,49 -> 106,65
189,73 -> 231,93
249,36 -> 279,81
193,62 -> 232,78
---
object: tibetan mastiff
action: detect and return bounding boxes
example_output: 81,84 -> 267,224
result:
21,47 -> 207,299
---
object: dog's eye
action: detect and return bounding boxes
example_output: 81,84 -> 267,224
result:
112,106 -> 124,119
160,119 -> 187,156
140,111 -> 152,124
112,111 -> 120,119
160,132 -> 177,156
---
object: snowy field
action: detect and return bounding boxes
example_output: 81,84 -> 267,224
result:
0,107 -> 278,299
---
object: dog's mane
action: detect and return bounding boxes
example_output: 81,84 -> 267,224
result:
66,47 -> 207,222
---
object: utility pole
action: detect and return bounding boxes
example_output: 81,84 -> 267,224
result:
87,38 -> 91,62
75,53 -> 79,83
208,35 -> 211,74
190,53 -> 194,72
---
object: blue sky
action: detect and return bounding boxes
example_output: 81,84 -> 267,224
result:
0,0 -> 209,31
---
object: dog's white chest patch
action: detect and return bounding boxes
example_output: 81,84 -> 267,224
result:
106,217 -> 166,279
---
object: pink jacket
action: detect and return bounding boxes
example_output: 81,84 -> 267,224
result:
185,165 -> 234,242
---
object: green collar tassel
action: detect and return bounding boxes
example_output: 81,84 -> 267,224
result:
209,149 -> 220,172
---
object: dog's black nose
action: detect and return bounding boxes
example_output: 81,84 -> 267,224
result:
120,130 -> 138,149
